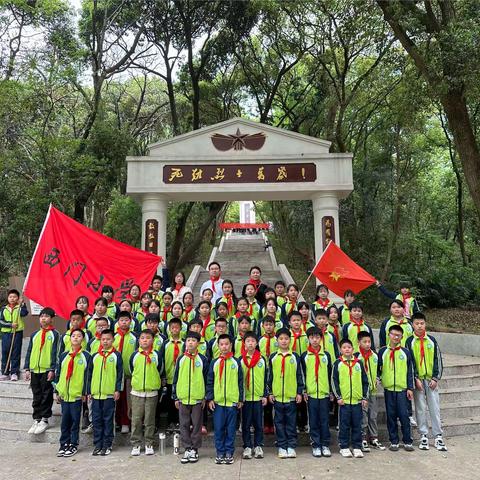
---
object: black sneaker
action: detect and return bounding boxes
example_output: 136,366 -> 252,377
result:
189,449 -> 199,463
101,447 -> 112,456
181,449 -> 192,464
225,455 -> 234,465
215,456 -> 224,464
63,445 -> 78,457
92,447 -> 102,456
57,445 -> 67,457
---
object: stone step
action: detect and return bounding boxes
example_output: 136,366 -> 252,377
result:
0,406 -> 61,426
374,386 -> 480,406
442,362 -> 480,376
441,374 -> 480,389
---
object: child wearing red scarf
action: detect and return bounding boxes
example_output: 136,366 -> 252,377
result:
233,315 -> 252,358
406,312 -> 447,452
341,302 -> 375,353
24,307 -> 59,436
355,331 -> 385,451
87,329 -> 123,456
376,280 -> 420,320
54,328 -> 90,458
300,327 -> 333,458
311,284 -> 335,312
216,280 -> 237,317
206,334 -> 244,465
160,318 -> 184,432
240,332 -> 267,460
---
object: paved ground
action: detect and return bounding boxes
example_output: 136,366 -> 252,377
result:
2,435 -> 479,480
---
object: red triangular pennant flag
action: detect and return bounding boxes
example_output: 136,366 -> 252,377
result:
24,205 -> 162,319
312,241 -> 375,297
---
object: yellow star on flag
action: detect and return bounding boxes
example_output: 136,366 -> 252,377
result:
329,270 -> 341,281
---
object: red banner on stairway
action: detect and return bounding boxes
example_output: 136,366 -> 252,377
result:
219,223 -> 270,230
312,241 -> 375,297
24,205 -> 162,319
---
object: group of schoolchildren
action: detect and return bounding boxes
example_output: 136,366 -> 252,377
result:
0,264 -> 447,463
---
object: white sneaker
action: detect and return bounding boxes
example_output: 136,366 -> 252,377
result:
243,447 -> 252,459
254,446 -> 264,458
340,448 -> 353,458
434,436 -> 447,452
278,448 -> 288,458
321,446 -> 332,457
131,446 -> 141,456
181,449 -> 192,464
409,416 -> 417,427
28,421 -> 39,434
10,374 -> 18,381
353,448 -> 364,458
286,448 -> 296,458
0,374 -> 9,381
145,445 -> 154,455
312,447 -> 322,457
34,420 -> 49,434
419,434 -> 429,450
121,425 -> 130,434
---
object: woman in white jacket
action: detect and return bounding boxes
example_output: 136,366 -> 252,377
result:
167,271 -> 192,304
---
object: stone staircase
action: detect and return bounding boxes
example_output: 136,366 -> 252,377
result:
0,353 -> 478,446
191,232 -> 285,296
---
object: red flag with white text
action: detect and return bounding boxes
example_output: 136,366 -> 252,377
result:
312,241 -> 375,297
24,205 -> 161,319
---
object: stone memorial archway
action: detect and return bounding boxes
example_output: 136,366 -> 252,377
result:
126,117 -> 353,265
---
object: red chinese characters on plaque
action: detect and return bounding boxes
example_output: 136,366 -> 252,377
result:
163,163 -> 316,184
145,219 -> 158,254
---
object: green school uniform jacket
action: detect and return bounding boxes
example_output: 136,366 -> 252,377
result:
113,330 -> 138,377
229,312 -> 255,338
338,304 -> 351,325
199,314 -> 216,342
320,330 -> 340,360
241,352 -> 268,402
267,351 -> 304,403
129,349 -> 163,393
289,330 -> 309,356
0,304 -> 29,332
342,321 -> 375,352
54,349 -> 90,402
233,334 -> 246,359
87,335 -> 101,353
331,355 -> 369,404
377,346 -> 414,392
259,334 -> 279,358
280,300 -> 297,323
160,338 -> 184,384
106,302 -> 119,322
206,355 -> 244,406
207,335 -> 222,360
311,299 -> 335,312
405,333 -> 443,381
301,350 -> 332,399
379,316 -> 414,348
87,348 -> 123,399
172,352 -> 209,405
24,328 -> 60,373
257,312 -> 284,337
247,300 -> 262,322
354,350 -> 379,395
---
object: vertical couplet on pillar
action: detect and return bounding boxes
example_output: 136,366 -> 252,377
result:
322,216 -> 335,250
145,219 -> 158,254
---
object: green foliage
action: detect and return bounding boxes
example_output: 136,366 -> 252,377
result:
103,193 -> 142,247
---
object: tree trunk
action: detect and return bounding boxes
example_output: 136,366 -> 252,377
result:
440,91 -> 480,221
166,203 -> 194,273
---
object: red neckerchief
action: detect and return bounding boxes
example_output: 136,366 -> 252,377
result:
389,345 -> 402,366
307,346 -> 321,381
98,346 -> 116,369
210,276 -> 218,293
402,292 -> 411,301
339,355 -> 359,377
351,318 -> 364,335
331,323 -> 340,342
218,352 -> 234,383
140,347 -> 153,364
320,327 -> 328,350
142,306 -> 149,315
183,305 -> 193,321
116,328 -> 128,352
172,339 -> 181,364
263,333 -> 274,357
247,301 -> 254,316
40,326 -> 54,351
288,300 -> 296,314
292,330 -> 302,352
95,331 -> 102,340
249,279 -> 261,292
392,315 -> 407,325
184,350 -> 198,372
343,302 -> 350,311
162,306 -> 171,322
359,347 -> 373,372
242,349 -> 261,389
66,348 -> 82,380
224,294 -> 234,314
317,298 -> 331,309
417,332 -> 426,367
301,318 -> 309,333
201,315 -> 211,338
280,352 -> 291,377
174,283 -> 183,293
